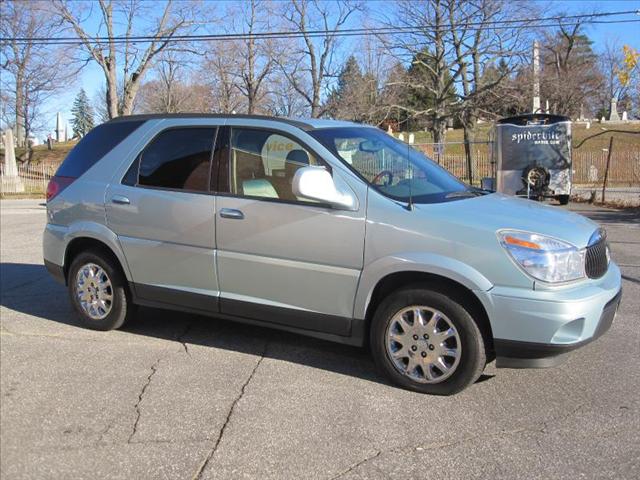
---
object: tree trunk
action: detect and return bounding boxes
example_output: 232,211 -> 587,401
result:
105,62 -> 119,119
463,122 -> 474,185
15,72 -> 25,147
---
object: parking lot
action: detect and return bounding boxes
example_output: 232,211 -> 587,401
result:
1,199 -> 638,479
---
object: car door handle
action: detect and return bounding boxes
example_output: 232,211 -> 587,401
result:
111,195 -> 130,205
219,208 -> 244,220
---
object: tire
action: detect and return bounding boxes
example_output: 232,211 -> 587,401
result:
67,249 -> 133,331
370,285 -> 486,395
557,195 -> 570,205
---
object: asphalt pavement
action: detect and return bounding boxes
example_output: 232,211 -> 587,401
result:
1,199 -> 639,479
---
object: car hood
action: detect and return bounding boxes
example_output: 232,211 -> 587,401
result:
416,193 -> 600,248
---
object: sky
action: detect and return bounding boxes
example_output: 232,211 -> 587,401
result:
30,0 -> 640,138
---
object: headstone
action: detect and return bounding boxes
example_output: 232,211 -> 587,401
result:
387,125 -> 393,135
586,121 -> 591,129
600,116 -> 605,123
622,111 -> 628,122
579,104 -> 585,121
532,40 -> 540,113
398,133 -> 405,142
608,97 -> 620,121
56,112 -> 64,142
1,129 -> 25,193
408,133 -> 415,144
545,99 -> 550,114
588,165 -> 598,182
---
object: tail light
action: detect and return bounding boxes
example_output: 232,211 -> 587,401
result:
46,176 -> 76,202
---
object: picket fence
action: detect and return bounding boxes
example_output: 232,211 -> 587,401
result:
1,149 -> 638,196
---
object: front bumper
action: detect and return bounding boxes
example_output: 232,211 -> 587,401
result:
477,262 -> 622,368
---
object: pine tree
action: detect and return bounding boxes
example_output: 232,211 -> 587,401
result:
326,56 -> 370,121
71,89 -> 95,138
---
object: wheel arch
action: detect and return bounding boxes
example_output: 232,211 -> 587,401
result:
63,223 -> 132,285
363,271 -> 495,358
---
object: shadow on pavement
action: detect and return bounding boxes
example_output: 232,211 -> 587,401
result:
1,262 -> 391,387
1,262 -> 498,388
570,206 -> 640,225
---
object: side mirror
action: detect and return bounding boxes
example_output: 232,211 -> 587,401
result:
292,166 -> 357,210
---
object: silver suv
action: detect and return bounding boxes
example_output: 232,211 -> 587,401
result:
43,114 -> 621,395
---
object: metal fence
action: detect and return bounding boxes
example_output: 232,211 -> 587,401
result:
1,163 -> 56,195
411,145 -> 639,186
1,148 -> 638,196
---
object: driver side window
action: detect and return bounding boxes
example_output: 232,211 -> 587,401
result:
230,128 -> 324,202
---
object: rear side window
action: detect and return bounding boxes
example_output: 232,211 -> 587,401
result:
138,128 -> 216,192
56,121 -> 144,177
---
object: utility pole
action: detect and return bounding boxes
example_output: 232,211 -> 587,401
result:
532,40 -> 541,114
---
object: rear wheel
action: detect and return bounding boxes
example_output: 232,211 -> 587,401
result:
370,286 -> 486,395
68,249 -> 133,331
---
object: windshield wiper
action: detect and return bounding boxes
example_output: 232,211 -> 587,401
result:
445,190 -> 482,199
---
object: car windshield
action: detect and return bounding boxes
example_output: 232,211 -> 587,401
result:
309,127 -> 475,204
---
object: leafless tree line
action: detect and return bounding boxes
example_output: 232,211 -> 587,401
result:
2,0 -> 638,151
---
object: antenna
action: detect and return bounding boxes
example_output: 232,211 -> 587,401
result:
405,137 -> 414,211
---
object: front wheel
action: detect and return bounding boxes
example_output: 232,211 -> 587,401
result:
557,194 -> 570,205
68,249 -> 133,331
370,286 -> 486,395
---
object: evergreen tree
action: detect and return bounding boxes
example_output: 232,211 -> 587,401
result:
71,89 -> 95,138
405,48 -> 456,131
326,56 -> 370,121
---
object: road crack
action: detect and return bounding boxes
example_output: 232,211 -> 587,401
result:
128,358 -> 161,443
176,322 -> 192,357
191,342 -> 269,480
329,404 -> 587,479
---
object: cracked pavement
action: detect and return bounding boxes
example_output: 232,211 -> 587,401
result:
1,199 -> 639,479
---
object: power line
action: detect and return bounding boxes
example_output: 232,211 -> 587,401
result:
2,10 -> 639,46
6,9 -> 636,42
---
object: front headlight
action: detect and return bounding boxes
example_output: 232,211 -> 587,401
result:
498,230 -> 585,283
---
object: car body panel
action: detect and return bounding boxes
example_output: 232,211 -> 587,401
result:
42,114 -> 622,369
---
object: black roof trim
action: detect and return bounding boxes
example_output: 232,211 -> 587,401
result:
107,113 -> 314,131
497,113 -> 571,126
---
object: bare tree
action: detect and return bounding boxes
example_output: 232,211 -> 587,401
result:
280,0 -> 361,117
263,69 -> 308,117
54,0 -> 197,119
446,0 -> 532,182
380,0 -> 456,143
1,0 -> 76,147
136,51 -> 205,113
597,41 -> 639,116
201,40 -> 245,113
230,0 -> 276,114
540,15 -> 602,116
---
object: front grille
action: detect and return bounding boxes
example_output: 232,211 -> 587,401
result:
585,235 -> 609,279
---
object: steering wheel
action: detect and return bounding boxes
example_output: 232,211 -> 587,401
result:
372,170 -> 393,186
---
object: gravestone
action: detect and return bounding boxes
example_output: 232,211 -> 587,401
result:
1,129 -> 25,193
56,112 -> 64,142
408,133 -> 415,144
608,97 -> 620,121
588,165 -> 598,182
398,133 -> 405,142
622,111 -> 628,122
387,125 -> 393,135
